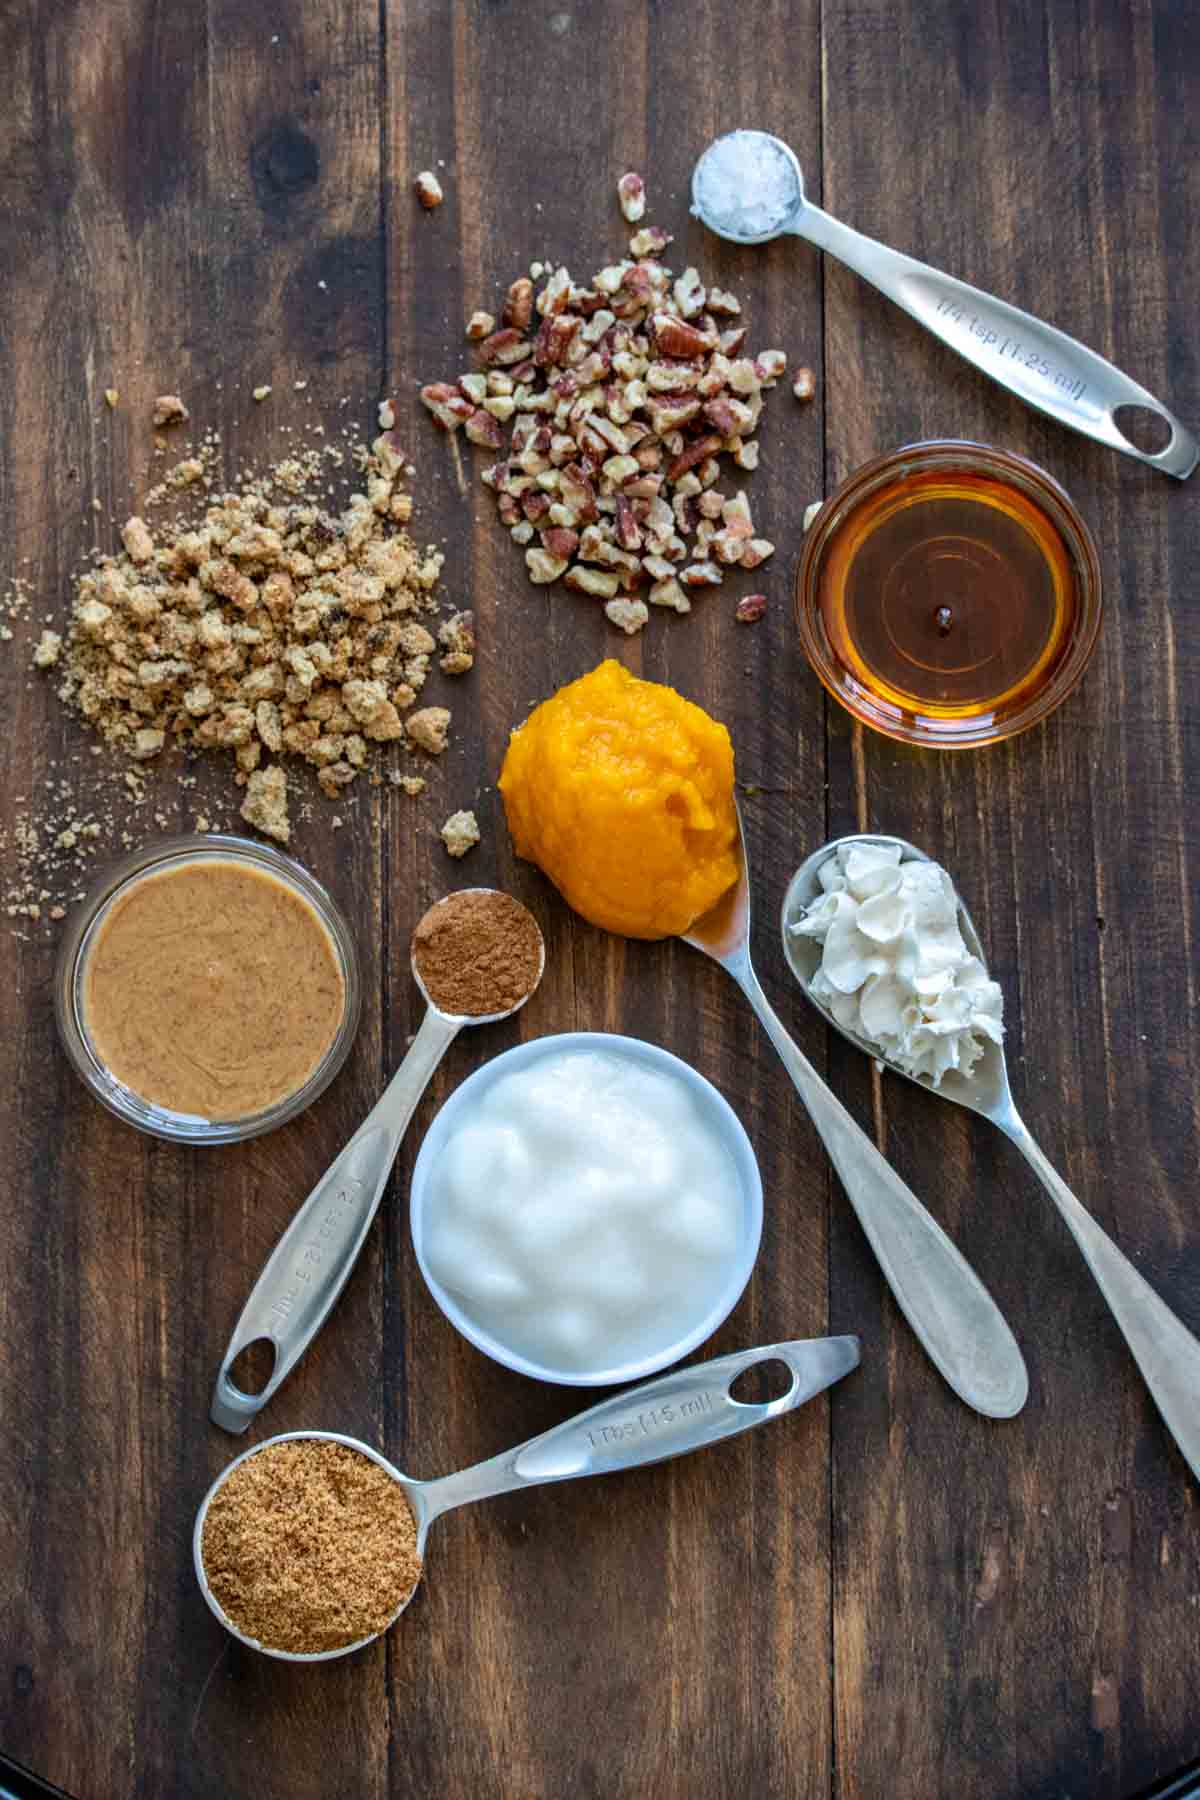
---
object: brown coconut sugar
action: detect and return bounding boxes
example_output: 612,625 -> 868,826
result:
412,888 -> 543,1016
201,1438 -> 421,1655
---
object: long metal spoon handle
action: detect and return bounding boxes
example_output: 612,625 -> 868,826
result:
415,1337 -> 860,1522
1005,1119 -> 1200,1482
793,203 -> 1197,479
210,1006 -> 461,1433
736,965 -> 1027,1418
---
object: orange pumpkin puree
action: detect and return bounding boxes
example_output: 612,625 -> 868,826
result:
498,659 -> 738,940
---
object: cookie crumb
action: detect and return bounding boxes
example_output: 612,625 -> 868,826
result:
440,809 -> 480,858
405,706 -> 451,755
33,629 -> 62,670
240,766 -> 290,843
252,385 -> 273,402
152,394 -> 190,427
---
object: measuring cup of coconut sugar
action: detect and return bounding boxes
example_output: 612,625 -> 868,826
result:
209,889 -> 545,1433
195,1336 -> 861,1660
691,130 -> 1197,476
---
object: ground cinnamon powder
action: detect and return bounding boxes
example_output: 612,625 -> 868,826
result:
412,888 -> 543,1016
201,1438 -> 421,1654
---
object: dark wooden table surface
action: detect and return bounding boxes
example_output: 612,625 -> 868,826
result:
2,2 -> 1199,1796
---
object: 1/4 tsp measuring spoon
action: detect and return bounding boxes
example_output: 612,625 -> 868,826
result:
209,890 -> 545,1434
691,130 -> 1196,478
783,836 -> 1200,1484
196,1335 -> 861,1661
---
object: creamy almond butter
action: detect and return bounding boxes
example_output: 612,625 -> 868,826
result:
82,860 -> 345,1120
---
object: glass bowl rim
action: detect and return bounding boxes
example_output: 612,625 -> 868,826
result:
793,438 -> 1104,749
54,832 -> 362,1145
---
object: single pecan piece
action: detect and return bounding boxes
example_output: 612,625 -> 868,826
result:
465,408 -> 503,448
617,172 -> 646,222
420,383 -> 471,431
560,464 -> 599,523
648,577 -> 690,614
414,170 -> 444,209
525,547 -> 568,584
680,561 -> 724,587
792,366 -> 817,402
537,267 -> 573,315
721,491 -> 754,538
673,267 -> 706,319
702,397 -> 743,438
629,226 -> 672,257
504,277 -> 535,331
740,537 -> 775,569
666,433 -> 723,482
648,312 -> 715,359
615,495 -> 643,551
735,593 -> 767,623
646,395 -> 703,435
566,564 -> 620,598
466,310 -> 495,340
479,328 -> 532,366
604,597 -> 649,634
542,527 -> 580,560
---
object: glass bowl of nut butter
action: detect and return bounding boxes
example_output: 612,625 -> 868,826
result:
795,441 -> 1103,748
55,835 -> 361,1143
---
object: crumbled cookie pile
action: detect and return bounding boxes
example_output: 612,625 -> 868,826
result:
50,431 -> 473,845
420,171 -> 809,633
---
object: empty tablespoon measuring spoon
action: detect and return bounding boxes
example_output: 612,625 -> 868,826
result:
210,889 -> 545,1433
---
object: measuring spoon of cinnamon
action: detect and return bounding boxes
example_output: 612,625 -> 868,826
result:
209,889 -> 545,1434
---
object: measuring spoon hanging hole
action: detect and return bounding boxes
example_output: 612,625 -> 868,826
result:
226,1337 -> 277,1398
728,1358 -> 797,1406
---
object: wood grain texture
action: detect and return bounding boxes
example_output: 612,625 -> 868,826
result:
821,2 -> 1200,1797
0,1 -> 1197,1797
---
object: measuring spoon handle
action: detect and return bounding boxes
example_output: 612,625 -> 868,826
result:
736,965 -> 1028,1419
794,203 -> 1197,478
417,1337 -> 859,1521
210,1006 -> 460,1433
1005,1118 -> 1200,1483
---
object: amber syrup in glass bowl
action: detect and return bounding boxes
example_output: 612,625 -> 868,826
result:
795,442 -> 1102,748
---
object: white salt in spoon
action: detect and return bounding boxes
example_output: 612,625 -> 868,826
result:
691,130 -> 1196,477
195,1335 -> 860,1661
783,835 -> 1200,1485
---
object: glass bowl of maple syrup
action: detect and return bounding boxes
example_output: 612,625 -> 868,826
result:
794,441 -> 1102,748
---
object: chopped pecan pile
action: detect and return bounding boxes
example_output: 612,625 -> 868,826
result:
420,175 -> 790,632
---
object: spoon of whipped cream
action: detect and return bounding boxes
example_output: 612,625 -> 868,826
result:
783,836 -> 1200,1485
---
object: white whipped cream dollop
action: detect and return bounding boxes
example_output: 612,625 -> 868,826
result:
790,843 -> 1003,1086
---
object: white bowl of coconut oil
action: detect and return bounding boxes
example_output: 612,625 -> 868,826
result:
410,1033 -> 763,1386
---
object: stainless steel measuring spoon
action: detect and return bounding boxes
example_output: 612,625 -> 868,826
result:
210,890 -> 546,1434
691,129 -> 1197,479
195,1335 -> 860,1661
784,836 -> 1200,1483
682,809 -> 1027,1418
